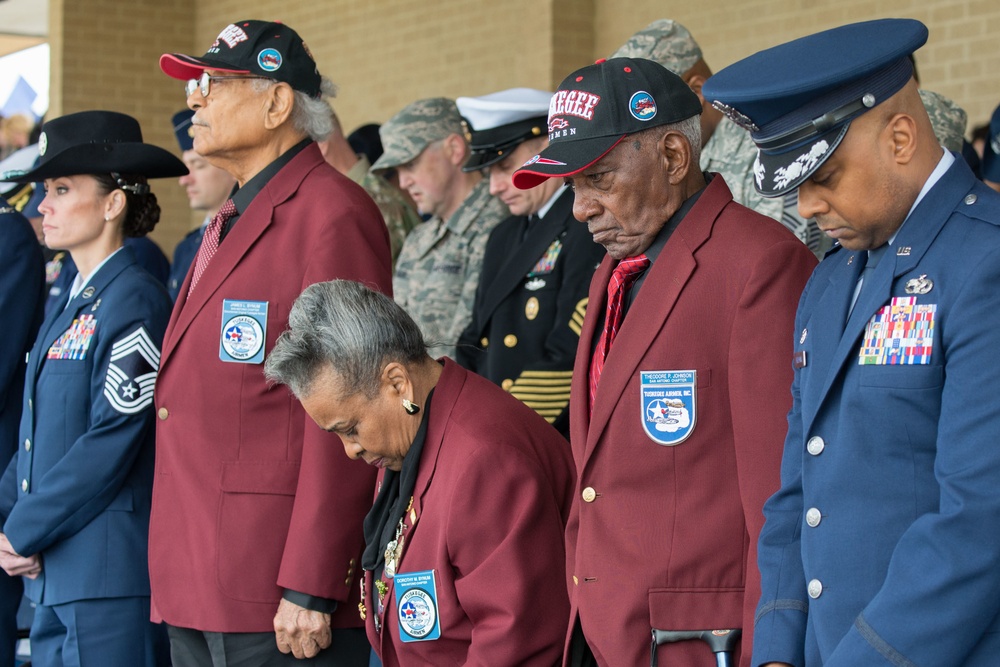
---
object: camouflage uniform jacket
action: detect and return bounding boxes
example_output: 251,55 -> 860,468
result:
393,178 -> 507,360
348,155 -> 422,268
702,117 -> 828,255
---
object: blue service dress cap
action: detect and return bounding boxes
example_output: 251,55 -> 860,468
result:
172,109 -> 195,152
702,18 -> 928,197
982,103 -> 1000,183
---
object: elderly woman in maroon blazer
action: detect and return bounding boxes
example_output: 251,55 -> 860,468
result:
265,280 -> 574,666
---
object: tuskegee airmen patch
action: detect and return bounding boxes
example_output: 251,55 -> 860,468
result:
640,370 -> 696,446
394,570 -> 441,643
104,326 -> 160,414
219,300 -> 267,364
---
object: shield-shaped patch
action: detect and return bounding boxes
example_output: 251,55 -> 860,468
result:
640,370 -> 697,446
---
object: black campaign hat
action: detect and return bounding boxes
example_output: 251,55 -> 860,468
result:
512,57 -> 701,190
160,20 -> 322,99
0,110 -> 187,184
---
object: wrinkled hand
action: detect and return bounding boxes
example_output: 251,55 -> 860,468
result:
273,597 -> 332,659
0,533 -> 40,579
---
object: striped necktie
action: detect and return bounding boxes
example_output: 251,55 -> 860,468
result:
187,199 -> 236,297
589,254 -> 650,411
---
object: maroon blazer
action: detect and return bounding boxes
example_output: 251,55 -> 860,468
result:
149,143 -> 392,632
566,176 -> 816,666
366,360 -> 574,666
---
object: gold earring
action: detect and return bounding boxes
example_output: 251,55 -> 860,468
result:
402,398 -> 420,415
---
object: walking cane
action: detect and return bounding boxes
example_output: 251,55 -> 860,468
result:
650,628 -> 741,667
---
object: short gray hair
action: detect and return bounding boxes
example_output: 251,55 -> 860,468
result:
634,115 -> 702,166
264,280 -> 427,399
250,76 -> 338,142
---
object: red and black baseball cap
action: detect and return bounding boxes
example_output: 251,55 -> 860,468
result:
512,57 -> 701,190
160,20 -> 321,98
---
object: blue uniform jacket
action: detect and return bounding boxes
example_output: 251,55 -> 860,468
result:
167,226 -> 204,302
0,246 -> 171,606
752,157 -> 1000,666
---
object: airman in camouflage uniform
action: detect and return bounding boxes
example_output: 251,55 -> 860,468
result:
919,88 -> 968,153
319,113 -> 421,267
348,154 -> 421,266
373,98 -> 508,359
613,19 -> 830,256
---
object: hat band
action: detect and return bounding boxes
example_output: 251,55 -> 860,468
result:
755,95 -> 872,152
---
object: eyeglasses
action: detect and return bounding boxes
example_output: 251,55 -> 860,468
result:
185,72 -> 273,98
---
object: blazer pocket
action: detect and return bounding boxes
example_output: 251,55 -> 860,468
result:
859,364 -> 943,389
106,486 -> 134,512
648,587 -> 744,632
216,460 -> 300,603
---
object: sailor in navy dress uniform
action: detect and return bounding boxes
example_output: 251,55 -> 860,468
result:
704,19 -> 1000,667
0,199 -> 45,667
0,110 -> 186,666
455,89 -> 604,436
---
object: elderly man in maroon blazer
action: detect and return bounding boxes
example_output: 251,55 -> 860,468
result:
513,58 -> 816,667
152,20 -> 391,666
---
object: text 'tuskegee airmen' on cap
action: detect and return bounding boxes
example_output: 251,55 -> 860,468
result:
160,20 -> 322,98
457,88 -> 552,172
512,57 -> 701,190
702,18 -> 928,198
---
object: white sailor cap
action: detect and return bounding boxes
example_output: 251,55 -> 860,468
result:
457,88 -> 552,171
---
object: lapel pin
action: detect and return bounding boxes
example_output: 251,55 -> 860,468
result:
800,328 -> 808,344
896,246 -> 912,256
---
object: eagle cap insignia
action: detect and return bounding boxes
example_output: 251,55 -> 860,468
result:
710,101 -> 759,132
904,274 -> 933,295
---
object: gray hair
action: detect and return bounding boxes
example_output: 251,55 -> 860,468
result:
250,76 -> 339,142
634,115 -> 702,166
264,280 -> 427,399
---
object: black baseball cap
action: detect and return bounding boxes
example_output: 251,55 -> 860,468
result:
160,20 -> 321,98
512,57 -> 701,190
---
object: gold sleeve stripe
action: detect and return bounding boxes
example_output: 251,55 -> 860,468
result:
513,379 -> 573,388
520,370 -> 573,378
513,394 -> 569,408
568,297 -> 589,336
512,388 -> 571,398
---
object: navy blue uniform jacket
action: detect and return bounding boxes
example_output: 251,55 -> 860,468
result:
753,157 -> 1000,666
0,246 -> 171,605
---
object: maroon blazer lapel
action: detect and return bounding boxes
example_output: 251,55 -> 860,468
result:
580,177 -> 732,466
161,145 -> 323,364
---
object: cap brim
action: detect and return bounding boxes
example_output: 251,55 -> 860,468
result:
512,134 -> 625,190
753,124 -> 850,197
159,53 -> 251,81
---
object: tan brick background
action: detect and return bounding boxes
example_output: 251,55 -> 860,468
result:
47,0 -> 1000,254
50,0 -> 199,256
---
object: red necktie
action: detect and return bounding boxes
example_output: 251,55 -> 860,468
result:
188,199 -> 236,297
589,254 -> 650,411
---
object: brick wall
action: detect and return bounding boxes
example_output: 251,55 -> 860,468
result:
593,0 -> 1000,132
48,0 -> 1000,253
50,0 -> 200,258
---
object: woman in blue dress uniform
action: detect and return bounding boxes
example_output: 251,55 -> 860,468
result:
0,110 -> 186,666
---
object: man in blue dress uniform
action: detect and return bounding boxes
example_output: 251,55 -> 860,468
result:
166,110 -> 235,301
704,19 -> 1000,666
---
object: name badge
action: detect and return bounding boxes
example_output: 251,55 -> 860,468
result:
640,370 -> 697,446
859,296 -> 935,365
394,569 -> 441,643
220,300 -> 267,364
